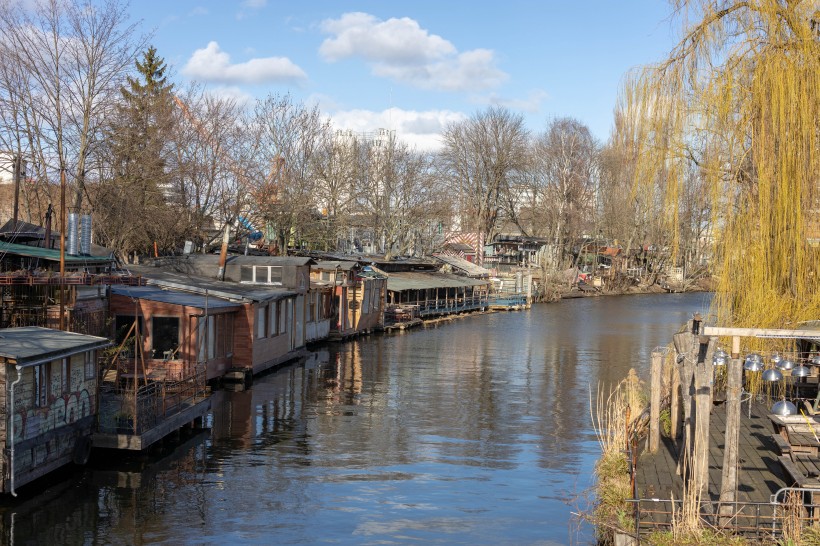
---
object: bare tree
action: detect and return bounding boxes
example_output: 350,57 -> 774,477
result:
439,106 -> 529,264
251,94 -> 329,254
170,86 -> 255,252
360,135 -> 440,258
310,130 -> 361,251
0,0 -> 143,215
532,117 -> 599,265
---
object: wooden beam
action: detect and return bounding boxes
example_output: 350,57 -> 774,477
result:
704,326 -> 820,339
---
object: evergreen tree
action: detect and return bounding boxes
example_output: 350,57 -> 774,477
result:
95,47 -> 178,261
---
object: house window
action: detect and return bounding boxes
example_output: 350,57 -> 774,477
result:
114,314 -> 143,345
33,364 -> 48,407
213,314 -> 233,358
241,266 -> 283,285
308,293 -> 315,322
61,358 -> 69,394
257,306 -> 267,338
85,350 -> 96,380
321,271 -> 331,282
152,317 -> 180,356
279,299 -> 288,334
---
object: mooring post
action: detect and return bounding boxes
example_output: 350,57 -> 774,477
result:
718,356 -> 743,522
673,320 -> 696,476
694,336 -> 716,495
649,351 -> 662,453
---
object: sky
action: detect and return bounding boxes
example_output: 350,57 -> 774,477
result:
126,1 -> 682,151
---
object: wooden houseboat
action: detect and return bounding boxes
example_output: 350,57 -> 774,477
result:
118,264 -> 307,381
0,327 -> 110,494
311,260 -> 387,340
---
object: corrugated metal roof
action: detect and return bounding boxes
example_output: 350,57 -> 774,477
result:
433,254 -> 490,277
0,326 -> 111,366
152,254 -> 314,268
313,260 -> 359,271
0,240 -> 112,263
127,264 -> 297,303
387,271 -> 490,292
111,285 -> 241,310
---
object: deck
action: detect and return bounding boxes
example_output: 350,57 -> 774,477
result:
93,394 -> 211,450
635,400 -> 792,537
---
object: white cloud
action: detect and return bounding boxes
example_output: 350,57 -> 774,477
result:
236,0 -> 266,20
328,107 -> 466,151
473,89 -> 550,113
182,41 -> 307,84
320,12 -> 455,64
319,12 -> 505,92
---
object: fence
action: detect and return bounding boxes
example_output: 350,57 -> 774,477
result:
97,365 -> 209,435
630,489 -> 820,541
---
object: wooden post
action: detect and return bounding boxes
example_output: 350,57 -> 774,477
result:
673,325 -> 696,475
670,354 -> 681,439
719,356 -> 743,521
694,336 -> 716,495
649,351 -> 663,453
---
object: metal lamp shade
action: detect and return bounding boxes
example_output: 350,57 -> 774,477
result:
811,354 -> 820,366
777,358 -> 795,371
771,400 -> 798,416
771,353 -> 782,366
792,365 -> 811,378
713,349 -> 728,366
762,368 -> 783,382
744,353 -> 764,372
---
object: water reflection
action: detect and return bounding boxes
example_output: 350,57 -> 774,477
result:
0,293 -> 709,545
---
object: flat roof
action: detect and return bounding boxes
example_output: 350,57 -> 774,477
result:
386,271 -> 490,292
127,265 -> 297,303
433,254 -> 490,277
0,240 -> 112,264
111,285 -> 242,311
0,327 -> 111,366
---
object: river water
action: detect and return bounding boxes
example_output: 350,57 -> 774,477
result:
0,293 -> 711,545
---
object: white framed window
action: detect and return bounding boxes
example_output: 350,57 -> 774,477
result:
241,266 -> 283,285
85,350 -> 96,380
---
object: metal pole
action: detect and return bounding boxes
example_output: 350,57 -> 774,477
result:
59,167 -> 66,331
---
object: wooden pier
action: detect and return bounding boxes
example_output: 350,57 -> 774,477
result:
632,322 -> 820,540
637,400 -> 788,501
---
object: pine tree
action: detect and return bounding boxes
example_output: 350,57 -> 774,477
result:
95,47 -> 178,261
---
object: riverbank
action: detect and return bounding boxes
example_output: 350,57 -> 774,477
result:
545,274 -> 716,302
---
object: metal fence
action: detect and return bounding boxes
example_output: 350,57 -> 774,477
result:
629,488 -> 820,541
98,365 -> 209,435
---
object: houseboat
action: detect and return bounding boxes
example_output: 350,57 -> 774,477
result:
0,327 -> 110,494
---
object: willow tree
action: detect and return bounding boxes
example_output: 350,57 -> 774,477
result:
622,0 -> 820,327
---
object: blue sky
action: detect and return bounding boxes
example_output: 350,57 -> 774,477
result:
127,1 -> 680,150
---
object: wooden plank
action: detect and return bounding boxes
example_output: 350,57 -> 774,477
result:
771,434 -> 792,456
704,326 -> 820,339
778,455 -> 808,487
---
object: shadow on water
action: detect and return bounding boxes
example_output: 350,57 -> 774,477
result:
0,293 -> 710,545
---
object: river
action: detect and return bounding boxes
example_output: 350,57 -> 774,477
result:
0,292 -> 711,545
